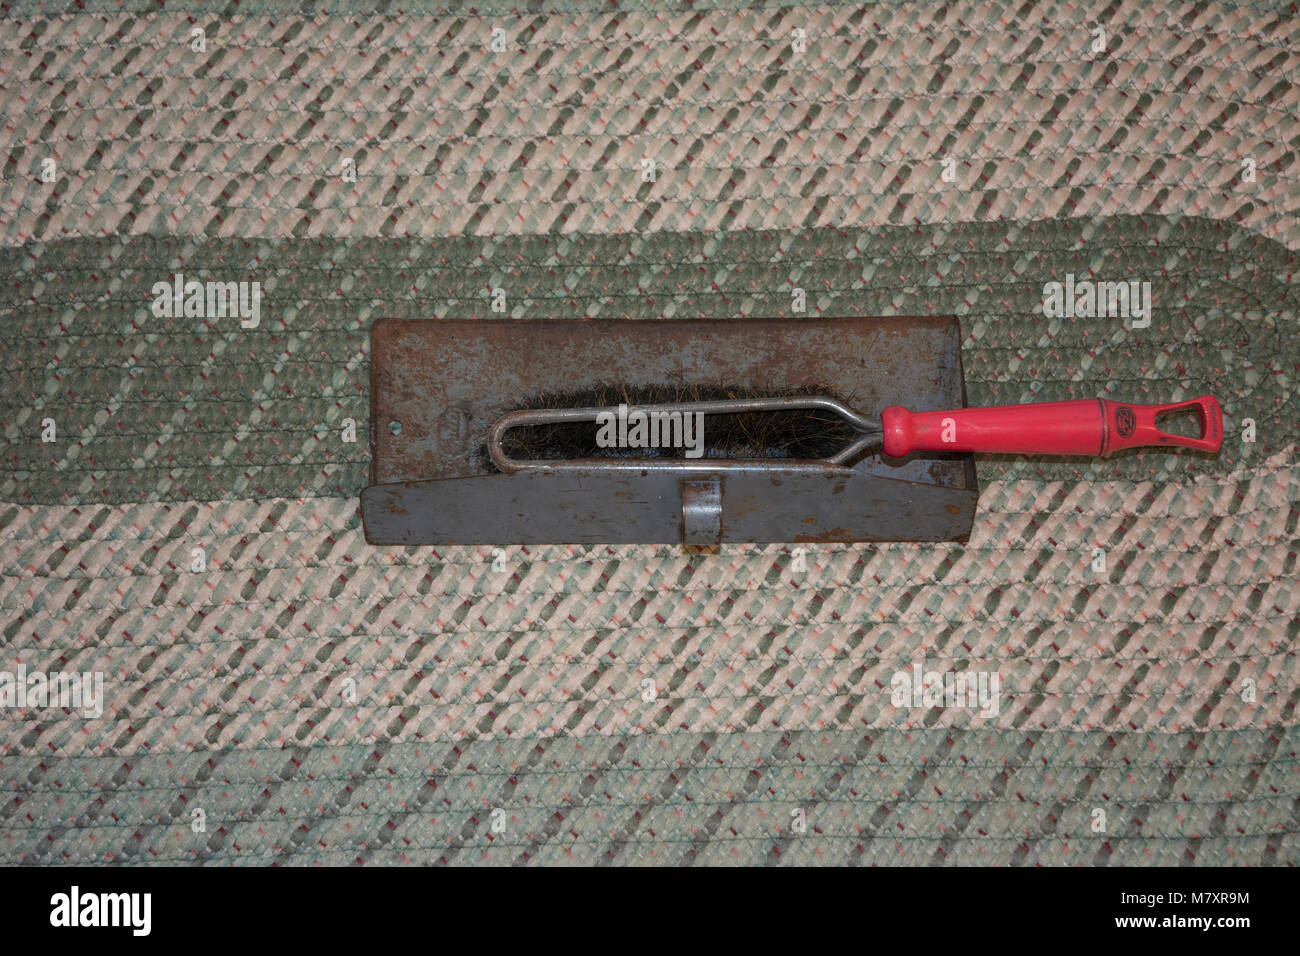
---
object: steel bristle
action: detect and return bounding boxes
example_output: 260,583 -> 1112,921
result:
483,384 -> 860,467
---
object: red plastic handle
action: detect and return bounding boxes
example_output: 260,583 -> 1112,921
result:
879,395 -> 1222,458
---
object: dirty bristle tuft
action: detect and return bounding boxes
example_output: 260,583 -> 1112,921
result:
486,384 -> 859,467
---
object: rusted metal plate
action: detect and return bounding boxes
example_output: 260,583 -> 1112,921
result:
363,317 -> 979,545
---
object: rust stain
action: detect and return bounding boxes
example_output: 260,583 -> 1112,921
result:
793,527 -> 854,543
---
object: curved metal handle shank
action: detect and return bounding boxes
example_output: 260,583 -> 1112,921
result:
487,395 -> 883,473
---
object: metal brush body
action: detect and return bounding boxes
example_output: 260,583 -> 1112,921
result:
362,317 -> 1223,546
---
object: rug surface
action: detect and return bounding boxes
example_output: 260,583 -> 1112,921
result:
0,0 -> 1296,864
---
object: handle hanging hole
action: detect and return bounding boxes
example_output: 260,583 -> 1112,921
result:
1154,406 -> 1206,440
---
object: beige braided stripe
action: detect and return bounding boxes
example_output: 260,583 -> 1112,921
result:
1,0 -> 1296,247
1,450 -> 1293,755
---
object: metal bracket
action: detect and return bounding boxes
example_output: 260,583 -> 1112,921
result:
680,478 -> 723,546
